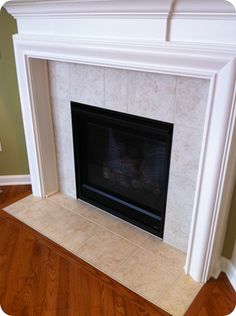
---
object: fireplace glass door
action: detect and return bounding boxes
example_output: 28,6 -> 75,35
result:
71,102 -> 173,238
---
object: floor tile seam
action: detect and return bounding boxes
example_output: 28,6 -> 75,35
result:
69,246 -> 169,311
109,246 -> 141,276
112,245 -> 157,277
70,229 -> 105,254
48,198 -> 152,249
49,198 -> 186,269
107,271 -> 174,314
3,197 -> 41,212
6,199 -> 141,256
46,198 -> 186,271
5,199 -> 186,277
13,207 -> 184,295
47,199 -> 105,229
5,211 -> 109,277
135,241 -> 186,265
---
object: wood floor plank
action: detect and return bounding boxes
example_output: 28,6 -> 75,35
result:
2,230 -> 35,315
0,185 -> 32,209
184,273 -> 236,316
0,220 -> 19,302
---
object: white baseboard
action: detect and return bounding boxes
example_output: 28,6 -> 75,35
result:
213,256 -> 236,291
0,175 -> 31,186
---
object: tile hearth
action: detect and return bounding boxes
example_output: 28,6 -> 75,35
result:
4,193 -> 202,316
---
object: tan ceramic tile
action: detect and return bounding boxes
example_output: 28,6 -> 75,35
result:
113,247 -> 183,302
50,97 -> 76,197
6,197 -> 101,252
73,202 -> 117,227
4,195 -> 43,214
50,193 -> 117,229
128,71 -> 177,123
143,235 -> 186,267
76,230 -> 138,274
105,68 -> 128,112
50,193 -> 151,246
157,272 -> 202,316
105,219 -> 151,246
46,210 -> 101,251
69,63 -> 105,107
49,193 -> 86,211
48,61 -> 69,100
175,77 -> 209,131
10,199 -> 72,230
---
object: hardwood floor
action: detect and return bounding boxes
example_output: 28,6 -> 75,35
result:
0,185 -> 235,316
0,185 -> 169,316
185,273 -> 236,316
0,185 -> 32,209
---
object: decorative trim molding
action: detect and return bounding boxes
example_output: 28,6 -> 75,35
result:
4,0 -> 235,19
4,0 -> 172,18
213,256 -> 236,291
0,175 -> 31,186
5,1 -> 236,45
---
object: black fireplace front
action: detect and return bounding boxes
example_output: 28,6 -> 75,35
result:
71,102 -> 173,238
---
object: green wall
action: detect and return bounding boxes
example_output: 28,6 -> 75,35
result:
222,182 -> 236,260
0,8 -> 29,175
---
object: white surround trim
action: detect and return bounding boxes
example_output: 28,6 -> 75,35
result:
11,33 -> 236,283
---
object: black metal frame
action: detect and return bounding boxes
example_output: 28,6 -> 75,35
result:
71,102 -> 173,238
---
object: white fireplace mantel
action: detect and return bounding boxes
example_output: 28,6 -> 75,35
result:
4,0 -> 236,284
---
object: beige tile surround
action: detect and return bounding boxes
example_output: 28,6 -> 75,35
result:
5,193 -> 202,316
49,62 -> 210,252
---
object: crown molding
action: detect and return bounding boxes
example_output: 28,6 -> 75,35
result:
4,0 -> 172,18
4,0 -> 236,20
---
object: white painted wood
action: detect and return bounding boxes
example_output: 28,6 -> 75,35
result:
169,19 -> 236,44
0,175 -> 31,185
5,0 -> 235,18
27,59 -> 58,197
185,59 -> 236,282
3,0 -> 173,18
11,33 -> 236,283
173,0 -> 235,16
4,0 -> 236,45
15,18 -> 168,42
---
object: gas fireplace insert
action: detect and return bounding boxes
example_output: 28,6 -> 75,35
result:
71,102 -> 173,238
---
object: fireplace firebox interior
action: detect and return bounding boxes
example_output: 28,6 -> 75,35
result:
71,102 -> 173,238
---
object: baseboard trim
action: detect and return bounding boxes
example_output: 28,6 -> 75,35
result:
0,175 -> 31,186
213,256 -> 236,291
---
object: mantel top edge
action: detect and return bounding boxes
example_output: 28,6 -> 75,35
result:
4,0 -> 236,18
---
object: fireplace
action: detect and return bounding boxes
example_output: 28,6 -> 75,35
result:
5,0 -> 236,283
71,102 -> 173,237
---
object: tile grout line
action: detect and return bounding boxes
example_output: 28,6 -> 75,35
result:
6,194 -> 187,268
7,195 -> 186,276
49,196 -> 186,263
49,201 -> 159,251
111,247 -> 141,275
49,197 -> 152,248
